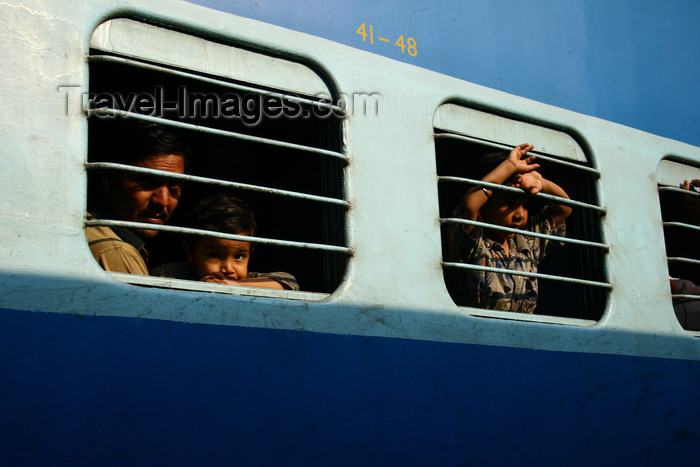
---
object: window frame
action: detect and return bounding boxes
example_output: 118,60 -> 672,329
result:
434,103 -> 611,323
85,18 -> 351,300
658,158 -> 700,333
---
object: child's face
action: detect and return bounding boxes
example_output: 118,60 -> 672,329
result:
185,235 -> 251,281
480,194 -> 529,241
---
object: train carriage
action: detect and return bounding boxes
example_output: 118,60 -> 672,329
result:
1,0 -> 699,464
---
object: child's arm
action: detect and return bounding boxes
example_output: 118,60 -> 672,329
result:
458,143 -> 539,232
201,272 -> 287,289
516,170 -> 572,226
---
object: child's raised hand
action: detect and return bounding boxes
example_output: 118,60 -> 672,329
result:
519,171 -> 544,194
507,143 -> 539,174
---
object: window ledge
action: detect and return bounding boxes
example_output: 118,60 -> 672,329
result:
465,307 -> 597,326
108,271 -> 331,302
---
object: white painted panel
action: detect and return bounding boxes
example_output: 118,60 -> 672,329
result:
90,18 -> 330,97
434,103 -> 587,162
658,159 -> 700,186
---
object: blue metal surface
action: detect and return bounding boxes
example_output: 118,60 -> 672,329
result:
2,306 -> 698,465
187,0 -> 700,147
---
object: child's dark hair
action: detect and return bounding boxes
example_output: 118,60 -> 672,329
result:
188,194 -> 257,237
473,151 -> 509,180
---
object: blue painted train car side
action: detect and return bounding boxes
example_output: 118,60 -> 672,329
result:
3,303 -> 699,465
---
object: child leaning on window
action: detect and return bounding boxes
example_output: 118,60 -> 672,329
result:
152,194 -> 299,290
446,143 -> 572,314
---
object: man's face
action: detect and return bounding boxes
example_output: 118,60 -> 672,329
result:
102,153 -> 185,239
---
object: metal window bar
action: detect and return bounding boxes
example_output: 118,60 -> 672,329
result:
440,217 -> 609,250
659,185 -> 700,198
84,163 -> 349,207
438,175 -> 606,214
86,109 -> 348,163
85,219 -> 352,255
442,261 -> 612,289
672,294 -> 700,300
435,132 -> 601,176
663,222 -> 700,234
84,164 -> 350,254
88,55 -> 347,116
668,257 -> 700,266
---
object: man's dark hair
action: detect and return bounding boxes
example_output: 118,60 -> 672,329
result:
188,194 -> 257,238
90,119 -> 191,169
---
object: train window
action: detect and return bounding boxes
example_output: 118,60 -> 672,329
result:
85,19 -> 349,299
658,160 -> 700,331
434,104 -> 610,323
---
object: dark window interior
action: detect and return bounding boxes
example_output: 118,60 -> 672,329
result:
660,186 -> 700,286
